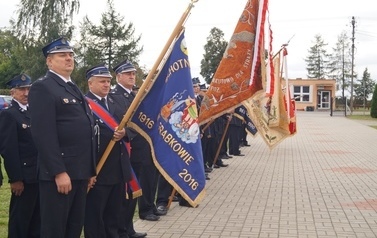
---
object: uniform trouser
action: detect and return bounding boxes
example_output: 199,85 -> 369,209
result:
138,163 -> 158,218
84,182 -> 123,238
229,125 -> 242,155
119,197 -> 137,238
156,174 -> 173,207
119,162 -> 142,237
8,182 -> 40,238
39,180 -> 87,238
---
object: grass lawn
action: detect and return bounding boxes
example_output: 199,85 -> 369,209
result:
0,164 -> 10,237
347,114 -> 376,120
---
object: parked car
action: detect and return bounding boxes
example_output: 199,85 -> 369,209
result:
0,95 -> 12,110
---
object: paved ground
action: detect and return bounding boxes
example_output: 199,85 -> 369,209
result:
133,111 -> 377,238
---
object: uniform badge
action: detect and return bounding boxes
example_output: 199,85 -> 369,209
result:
21,75 -> 26,81
22,124 -> 27,129
63,98 -> 69,103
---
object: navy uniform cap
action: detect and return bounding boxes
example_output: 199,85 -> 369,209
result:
86,63 -> 112,80
113,59 -> 136,74
6,74 -> 32,89
42,37 -> 74,57
192,77 -> 200,85
199,83 -> 208,91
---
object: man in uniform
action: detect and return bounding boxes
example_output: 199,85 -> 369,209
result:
84,63 -> 133,238
28,37 -> 96,238
112,59 -> 157,238
0,74 -> 40,238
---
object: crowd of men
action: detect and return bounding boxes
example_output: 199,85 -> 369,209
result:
0,36 -> 251,238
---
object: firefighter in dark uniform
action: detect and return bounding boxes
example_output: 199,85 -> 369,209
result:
113,59 -> 157,238
28,37 -> 96,238
84,63 -> 133,238
0,74 -> 40,238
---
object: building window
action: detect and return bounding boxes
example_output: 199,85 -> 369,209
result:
293,86 -> 310,102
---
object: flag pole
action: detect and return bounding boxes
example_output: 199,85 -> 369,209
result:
211,118 -> 230,168
94,0 -> 199,176
167,188 -> 176,209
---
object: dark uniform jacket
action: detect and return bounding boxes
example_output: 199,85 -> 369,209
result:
111,84 -> 153,166
0,100 -> 38,183
29,71 -> 96,181
85,92 -> 132,184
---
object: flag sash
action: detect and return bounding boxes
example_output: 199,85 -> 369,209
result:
86,97 -> 142,198
234,105 -> 258,136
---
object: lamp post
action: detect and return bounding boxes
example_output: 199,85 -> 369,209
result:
350,16 -> 356,115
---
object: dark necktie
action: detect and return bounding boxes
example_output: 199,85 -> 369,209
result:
129,91 -> 136,100
67,81 -> 82,96
100,98 -> 108,110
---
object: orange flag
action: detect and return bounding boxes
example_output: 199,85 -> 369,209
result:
198,0 -> 268,125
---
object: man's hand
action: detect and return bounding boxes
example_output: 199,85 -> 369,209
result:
113,127 -> 126,141
10,181 -> 24,196
88,176 -> 97,189
55,172 -> 72,194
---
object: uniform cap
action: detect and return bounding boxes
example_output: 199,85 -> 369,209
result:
42,37 -> 74,57
113,59 -> 136,74
192,77 -> 200,85
6,74 -> 32,88
86,63 -> 112,80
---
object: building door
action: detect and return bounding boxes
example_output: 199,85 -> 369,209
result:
318,91 -> 330,109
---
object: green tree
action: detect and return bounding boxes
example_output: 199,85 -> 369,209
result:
370,84 -> 377,118
14,0 -> 79,41
328,31 -> 354,98
0,30 -> 21,87
8,0 -> 80,85
200,27 -> 228,84
354,68 -> 375,106
78,0 -> 143,70
305,34 -> 331,79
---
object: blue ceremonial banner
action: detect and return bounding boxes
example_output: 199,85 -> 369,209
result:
128,30 -> 206,207
236,105 -> 258,136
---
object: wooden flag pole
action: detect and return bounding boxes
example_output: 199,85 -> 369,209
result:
94,0 -> 198,177
211,117 -> 231,168
167,188 -> 177,209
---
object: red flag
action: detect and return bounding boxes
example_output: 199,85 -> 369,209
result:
198,0 -> 269,125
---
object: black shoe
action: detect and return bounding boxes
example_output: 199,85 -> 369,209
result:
233,153 -> 245,156
225,153 -> 233,159
155,205 -> 168,216
129,232 -> 148,238
140,214 -> 160,221
243,143 -> 251,147
217,163 -> 229,167
172,195 -> 179,202
205,167 -> 213,173
219,154 -> 229,160
212,164 -> 220,168
205,173 -> 210,180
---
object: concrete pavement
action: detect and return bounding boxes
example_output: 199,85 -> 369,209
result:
133,111 -> 377,238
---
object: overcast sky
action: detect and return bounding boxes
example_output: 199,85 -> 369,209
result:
1,0 -> 376,83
